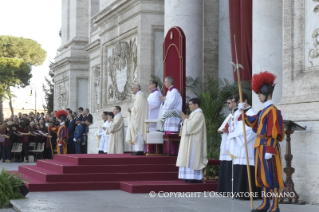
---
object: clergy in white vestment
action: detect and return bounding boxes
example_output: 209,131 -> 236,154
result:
217,96 -> 236,193
107,106 -> 124,154
147,79 -> 163,153
126,83 -> 149,155
98,112 -> 110,154
228,94 -> 259,199
147,80 -> 163,131
176,98 -> 208,183
159,76 -> 182,155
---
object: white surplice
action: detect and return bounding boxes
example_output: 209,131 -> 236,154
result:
162,86 -> 182,132
228,107 -> 256,165
98,120 -> 110,153
219,112 -> 233,161
147,89 -> 163,132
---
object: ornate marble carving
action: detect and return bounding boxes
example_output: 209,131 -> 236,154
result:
308,28 -> 319,66
57,81 -> 69,109
107,37 -> 137,101
93,65 -> 101,111
306,0 -> 319,68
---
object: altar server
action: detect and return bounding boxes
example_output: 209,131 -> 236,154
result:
147,80 -> 163,131
228,94 -> 259,198
159,76 -> 183,155
238,71 -> 285,212
176,98 -> 208,183
126,83 -> 149,155
107,106 -> 124,154
98,111 -> 110,154
217,96 -> 236,193
147,80 -> 163,153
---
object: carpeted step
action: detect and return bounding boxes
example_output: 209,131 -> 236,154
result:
18,165 -> 179,183
36,160 -> 178,174
119,180 -> 218,193
53,154 -> 177,165
22,174 -> 120,192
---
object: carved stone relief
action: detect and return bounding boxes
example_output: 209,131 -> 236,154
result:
57,81 -> 69,109
93,65 -> 101,111
306,0 -> 319,68
107,37 -> 137,101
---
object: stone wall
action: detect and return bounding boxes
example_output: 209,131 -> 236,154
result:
86,0 -> 165,153
279,0 -> 319,205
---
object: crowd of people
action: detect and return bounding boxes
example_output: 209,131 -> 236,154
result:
0,107 -> 93,163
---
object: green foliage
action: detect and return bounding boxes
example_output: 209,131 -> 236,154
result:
0,35 -> 46,66
0,35 -> 47,115
160,110 -> 182,131
0,167 -> 26,208
150,74 -> 164,94
42,69 -> 54,113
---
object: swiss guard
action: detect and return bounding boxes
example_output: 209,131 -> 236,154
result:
56,110 -> 69,154
238,71 -> 285,212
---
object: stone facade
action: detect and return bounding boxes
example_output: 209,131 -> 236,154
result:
52,0 -> 319,204
278,0 -> 319,204
52,0 -> 219,154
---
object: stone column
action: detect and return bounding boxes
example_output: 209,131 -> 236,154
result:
165,0 -> 203,80
218,0 -> 233,82
252,0 -> 282,111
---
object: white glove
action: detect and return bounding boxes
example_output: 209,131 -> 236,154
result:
265,153 -> 273,160
73,138 -> 76,141
58,143 -> 62,146
238,102 -> 245,111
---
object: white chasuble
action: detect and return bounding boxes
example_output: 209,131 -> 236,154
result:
126,91 -> 149,152
107,113 -> 124,154
176,108 -> 208,179
147,89 -> 163,132
228,107 -> 256,165
162,87 -> 182,132
98,120 -> 110,153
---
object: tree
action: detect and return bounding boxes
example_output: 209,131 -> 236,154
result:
0,36 -> 46,116
42,69 -> 54,113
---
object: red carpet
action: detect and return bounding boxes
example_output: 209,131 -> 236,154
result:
16,154 -> 219,193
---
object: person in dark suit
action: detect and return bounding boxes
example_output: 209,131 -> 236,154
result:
73,118 -> 84,154
78,107 -> 84,121
81,109 -> 92,154
67,115 -> 76,154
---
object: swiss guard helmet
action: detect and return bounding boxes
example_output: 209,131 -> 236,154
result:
251,71 -> 276,101
56,110 -> 68,122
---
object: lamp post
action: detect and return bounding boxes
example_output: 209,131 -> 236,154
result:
30,84 -> 37,113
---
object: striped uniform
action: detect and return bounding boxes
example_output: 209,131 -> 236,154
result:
242,103 -> 285,212
57,124 -> 68,155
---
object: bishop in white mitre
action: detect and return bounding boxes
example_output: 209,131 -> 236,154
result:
107,106 -> 124,154
126,83 -> 149,155
159,76 -> 182,155
98,111 -> 110,154
176,98 -> 208,183
227,94 -> 258,198
147,79 -> 163,153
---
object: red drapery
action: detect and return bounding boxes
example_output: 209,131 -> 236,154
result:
229,0 -> 252,81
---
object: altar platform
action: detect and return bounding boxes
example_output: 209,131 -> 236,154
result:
15,154 -> 219,193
